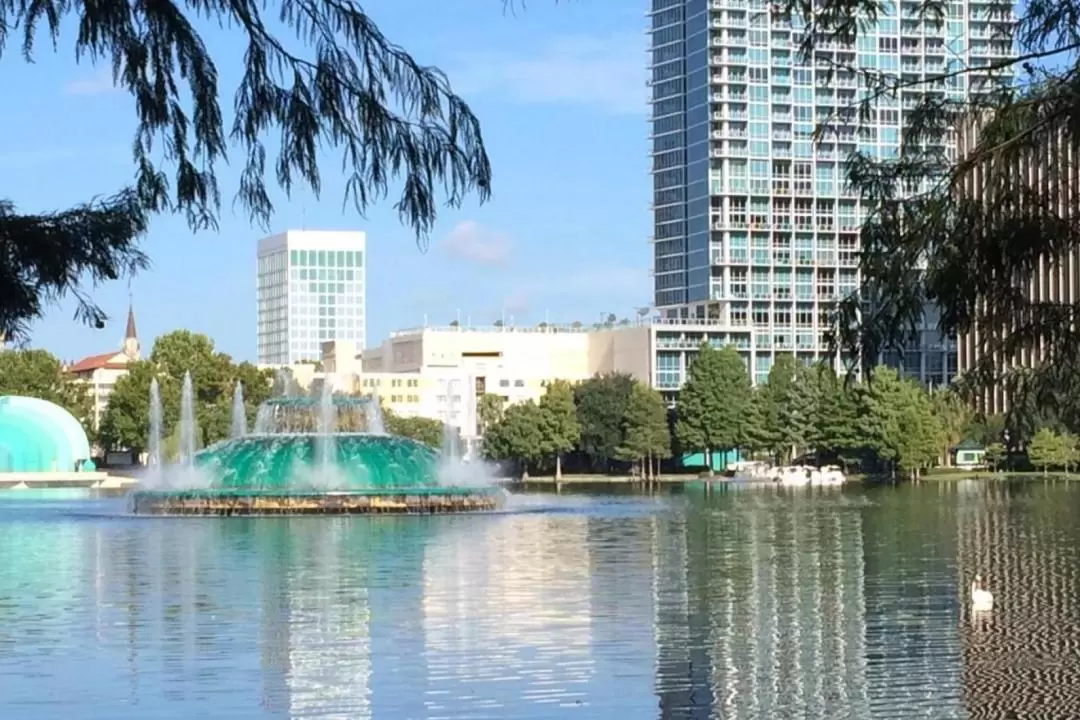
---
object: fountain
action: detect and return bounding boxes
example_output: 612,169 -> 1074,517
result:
435,377 -> 501,488
179,371 -> 197,465
442,379 -> 461,464
130,380 -> 504,516
230,382 -> 247,438
147,378 -> 163,484
364,396 -> 386,436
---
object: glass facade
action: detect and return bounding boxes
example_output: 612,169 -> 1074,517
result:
649,0 -> 1013,386
257,234 -> 367,365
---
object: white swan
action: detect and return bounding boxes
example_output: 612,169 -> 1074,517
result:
971,574 -> 994,612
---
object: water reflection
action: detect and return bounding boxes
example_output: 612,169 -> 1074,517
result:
0,484 -> 1078,718
676,488 -> 870,719
956,481 -> 1080,718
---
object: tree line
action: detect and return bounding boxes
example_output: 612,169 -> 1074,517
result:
479,377 -> 672,481
97,331 -> 448,456
2,334 -> 1077,476
475,343 -> 1058,481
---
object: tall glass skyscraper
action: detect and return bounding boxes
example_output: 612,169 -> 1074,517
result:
649,0 -> 1012,385
256,230 -> 367,365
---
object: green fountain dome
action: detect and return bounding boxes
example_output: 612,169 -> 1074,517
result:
194,433 -> 442,492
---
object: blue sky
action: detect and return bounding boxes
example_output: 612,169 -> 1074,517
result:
12,0 -> 651,363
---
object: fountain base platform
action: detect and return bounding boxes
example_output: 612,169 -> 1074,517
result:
131,487 -> 504,516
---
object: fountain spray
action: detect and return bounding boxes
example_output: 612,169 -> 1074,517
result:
231,381 -> 247,438
148,377 -> 163,486
179,371 -> 197,466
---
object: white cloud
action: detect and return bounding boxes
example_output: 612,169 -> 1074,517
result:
440,220 -> 511,265
64,69 -> 119,97
451,33 -> 647,115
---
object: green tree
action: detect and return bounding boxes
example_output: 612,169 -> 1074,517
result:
675,344 -> 753,473
932,388 -> 972,467
1061,432 -> 1079,473
574,373 -> 635,471
0,349 -> 92,428
537,380 -> 580,480
894,381 -> 944,479
478,393 -> 506,435
965,413 -> 1007,448
233,362 -> 275,426
617,382 -> 672,480
98,331 -> 273,452
150,331 -> 238,447
98,360 -> 161,453
859,366 -> 942,479
760,354 -> 815,463
384,410 -> 444,450
483,401 -> 545,475
984,442 -> 1006,472
809,366 -> 861,461
2,0 -> 491,342
1028,427 -> 1061,474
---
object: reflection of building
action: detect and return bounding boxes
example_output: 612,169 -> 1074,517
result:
652,514 -> 714,719
280,526 -> 372,718
257,230 -> 367,365
420,517 -> 597,714
66,304 -> 141,429
660,492 -> 870,718
956,483 -> 1080,716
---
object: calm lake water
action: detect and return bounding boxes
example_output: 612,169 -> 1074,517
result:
0,481 -> 1078,719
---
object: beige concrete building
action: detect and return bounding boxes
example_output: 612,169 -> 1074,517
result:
269,317 -> 856,441
66,306 -> 141,429
954,115 -> 1079,414
268,316 -> 869,444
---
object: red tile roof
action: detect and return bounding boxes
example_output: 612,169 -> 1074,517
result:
67,352 -> 129,374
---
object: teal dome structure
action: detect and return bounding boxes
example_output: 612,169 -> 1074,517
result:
0,396 -> 92,473
194,434 -> 442,491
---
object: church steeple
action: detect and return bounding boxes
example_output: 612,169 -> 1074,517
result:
122,300 -> 140,359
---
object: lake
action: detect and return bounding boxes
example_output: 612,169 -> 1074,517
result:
0,480 -> 1078,719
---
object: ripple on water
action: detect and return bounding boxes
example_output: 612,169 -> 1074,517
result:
0,483 -> 1077,718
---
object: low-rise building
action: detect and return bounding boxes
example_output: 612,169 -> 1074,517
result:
66,306 -> 141,429
266,316 -> 902,442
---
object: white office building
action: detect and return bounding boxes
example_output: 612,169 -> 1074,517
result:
256,230 -> 367,365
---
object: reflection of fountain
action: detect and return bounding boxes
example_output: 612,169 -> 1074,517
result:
231,382 -> 247,438
131,379 -> 504,516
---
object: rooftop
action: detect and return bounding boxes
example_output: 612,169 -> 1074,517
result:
67,352 -> 131,374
